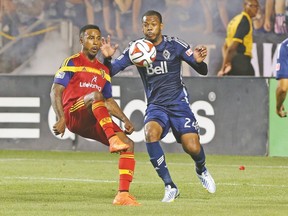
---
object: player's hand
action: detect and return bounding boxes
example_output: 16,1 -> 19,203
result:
53,117 -> 66,137
276,105 -> 287,117
101,35 -> 119,58
217,64 -> 231,76
263,20 -> 272,32
123,118 -> 135,135
217,70 -> 225,77
194,45 -> 207,63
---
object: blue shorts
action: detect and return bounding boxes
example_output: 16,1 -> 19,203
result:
144,100 -> 200,143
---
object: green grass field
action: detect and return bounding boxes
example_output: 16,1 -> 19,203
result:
0,150 -> 287,216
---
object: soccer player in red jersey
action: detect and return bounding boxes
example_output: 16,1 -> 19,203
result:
50,24 -> 140,206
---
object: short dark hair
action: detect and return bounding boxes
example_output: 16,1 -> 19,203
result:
79,25 -> 101,37
142,10 -> 162,23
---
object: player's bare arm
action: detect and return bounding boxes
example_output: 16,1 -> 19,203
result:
218,42 -> 231,76
105,98 -> 134,134
101,35 -> 119,58
218,41 -> 238,76
50,83 -> 66,136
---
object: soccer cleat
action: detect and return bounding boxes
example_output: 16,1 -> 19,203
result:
108,136 -> 129,153
197,168 -> 216,193
112,192 -> 141,206
161,185 -> 180,202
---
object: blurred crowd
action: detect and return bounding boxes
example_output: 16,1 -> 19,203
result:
0,0 -> 288,75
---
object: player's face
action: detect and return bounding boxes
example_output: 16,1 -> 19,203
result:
142,15 -> 163,45
81,29 -> 101,60
245,0 -> 259,18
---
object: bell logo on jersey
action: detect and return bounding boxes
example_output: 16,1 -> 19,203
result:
147,61 -> 168,75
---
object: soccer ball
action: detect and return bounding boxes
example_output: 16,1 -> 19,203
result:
128,39 -> 156,67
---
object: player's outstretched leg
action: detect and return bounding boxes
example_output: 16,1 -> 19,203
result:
91,99 -> 129,153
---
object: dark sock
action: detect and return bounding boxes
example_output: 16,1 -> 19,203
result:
146,141 -> 176,187
191,145 -> 206,175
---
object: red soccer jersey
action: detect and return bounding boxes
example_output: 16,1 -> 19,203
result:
53,52 -> 112,111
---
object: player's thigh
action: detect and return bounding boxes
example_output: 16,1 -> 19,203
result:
144,104 -> 169,141
66,103 -> 121,145
169,103 -> 200,143
67,110 -> 108,144
80,121 -> 123,146
83,92 -> 104,108
66,102 -> 95,133
170,104 -> 199,134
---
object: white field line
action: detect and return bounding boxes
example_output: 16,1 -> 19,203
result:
1,158 -> 288,169
2,176 -> 116,183
1,176 -> 288,188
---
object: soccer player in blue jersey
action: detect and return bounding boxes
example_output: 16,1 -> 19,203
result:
276,37 -> 288,117
104,10 -> 216,202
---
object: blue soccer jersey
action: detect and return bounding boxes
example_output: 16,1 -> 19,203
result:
109,35 -> 207,106
276,38 -> 288,80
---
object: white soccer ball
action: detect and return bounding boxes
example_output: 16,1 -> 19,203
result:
128,39 -> 156,67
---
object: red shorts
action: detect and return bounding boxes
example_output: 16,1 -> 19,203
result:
64,98 -> 122,146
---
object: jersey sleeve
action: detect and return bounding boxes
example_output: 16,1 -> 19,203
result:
102,81 -> 113,98
176,39 -> 208,76
109,45 -> 133,77
233,16 -> 249,42
53,59 -> 74,87
276,41 -> 288,79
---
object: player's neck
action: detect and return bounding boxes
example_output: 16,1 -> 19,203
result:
81,52 -> 97,62
153,35 -> 163,46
